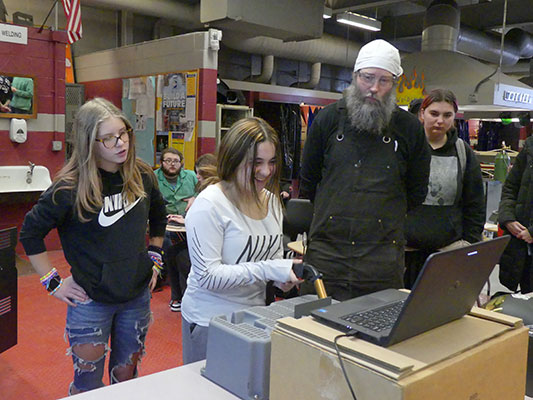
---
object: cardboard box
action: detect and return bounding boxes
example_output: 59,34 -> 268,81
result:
270,308 -> 528,400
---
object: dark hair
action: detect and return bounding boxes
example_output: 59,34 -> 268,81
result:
161,147 -> 183,162
408,98 -> 423,115
421,89 -> 458,113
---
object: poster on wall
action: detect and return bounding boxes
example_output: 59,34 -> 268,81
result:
122,76 -> 156,166
156,70 -> 198,169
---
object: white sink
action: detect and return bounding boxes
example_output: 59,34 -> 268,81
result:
0,165 -> 52,193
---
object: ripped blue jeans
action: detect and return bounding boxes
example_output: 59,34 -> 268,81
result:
65,288 -> 152,394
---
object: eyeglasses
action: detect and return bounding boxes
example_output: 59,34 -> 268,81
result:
162,159 -> 181,166
357,72 -> 396,88
95,128 -> 131,149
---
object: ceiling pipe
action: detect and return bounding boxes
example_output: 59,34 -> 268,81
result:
291,62 -> 322,89
457,26 -> 519,66
421,0 -> 460,52
246,55 -> 274,83
422,0 -> 532,66
222,31 -> 361,69
506,28 -> 533,59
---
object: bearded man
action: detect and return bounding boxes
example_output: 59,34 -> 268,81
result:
299,39 -> 430,301
155,148 -> 197,216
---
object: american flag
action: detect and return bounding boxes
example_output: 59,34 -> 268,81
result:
61,0 -> 82,44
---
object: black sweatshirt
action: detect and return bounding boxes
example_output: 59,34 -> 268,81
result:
20,168 -> 167,303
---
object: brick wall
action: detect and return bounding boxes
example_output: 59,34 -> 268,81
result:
0,26 -> 67,254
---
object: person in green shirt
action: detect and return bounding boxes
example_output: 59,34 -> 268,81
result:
155,148 -> 197,216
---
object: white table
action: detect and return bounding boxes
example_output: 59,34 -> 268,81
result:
61,361 -> 239,399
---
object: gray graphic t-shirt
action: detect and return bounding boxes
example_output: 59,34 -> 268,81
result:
423,155 -> 458,206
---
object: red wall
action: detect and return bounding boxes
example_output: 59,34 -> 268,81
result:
0,26 -> 67,254
84,78 -> 123,107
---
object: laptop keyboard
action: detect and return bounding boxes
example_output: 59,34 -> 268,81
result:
340,300 -> 405,332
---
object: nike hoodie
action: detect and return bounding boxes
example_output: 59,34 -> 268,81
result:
20,168 -> 167,303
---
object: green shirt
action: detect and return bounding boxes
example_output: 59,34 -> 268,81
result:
155,167 -> 197,215
10,77 -> 33,112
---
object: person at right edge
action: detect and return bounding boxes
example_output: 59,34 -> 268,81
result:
299,39 -> 431,301
404,89 -> 485,288
498,135 -> 533,293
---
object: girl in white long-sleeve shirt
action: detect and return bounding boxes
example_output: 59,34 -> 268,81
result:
181,117 -> 301,364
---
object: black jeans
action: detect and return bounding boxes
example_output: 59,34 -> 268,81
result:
165,240 -> 191,301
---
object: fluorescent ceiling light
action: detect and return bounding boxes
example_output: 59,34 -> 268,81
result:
336,11 -> 381,32
323,7 -> 332,19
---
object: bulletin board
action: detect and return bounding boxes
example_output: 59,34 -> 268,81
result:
155,70 -> 199,170
121,70 -> 199,169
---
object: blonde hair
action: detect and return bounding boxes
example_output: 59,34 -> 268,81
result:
54,97 -> 155,221
217,117 -> 281,207
194,153 -> 219,193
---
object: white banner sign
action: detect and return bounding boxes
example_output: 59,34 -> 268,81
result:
494,83 -> 533,110
0,23 -> 27,45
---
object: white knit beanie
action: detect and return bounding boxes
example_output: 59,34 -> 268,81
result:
353,39 -> 403,77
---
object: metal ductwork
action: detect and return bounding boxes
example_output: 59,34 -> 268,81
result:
222,31 -> 361,69
86,0 -> 323,42
421,0 -> 460,52
403,0 -> 533,113
423,0 -> 533,66
247,55 -> 274,84
200,0 -> 323,42
82,0 -> 533,71
291,62 -> 322,89
457,26 -> 519,66
506,28 -> 533,59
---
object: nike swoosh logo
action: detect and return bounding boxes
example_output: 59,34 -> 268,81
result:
98,197 -> 141,227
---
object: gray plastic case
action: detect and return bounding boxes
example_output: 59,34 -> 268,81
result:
202,295 -> 320,400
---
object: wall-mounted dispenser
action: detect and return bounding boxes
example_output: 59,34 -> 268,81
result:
9,118 -> 27,143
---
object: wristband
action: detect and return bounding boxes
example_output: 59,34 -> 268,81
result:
148,245 -> 164,274
40,268 -> 58,286
47,276 -> 63,294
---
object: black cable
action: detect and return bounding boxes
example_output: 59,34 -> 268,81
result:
333,331 -> 359,400
38,0 -> 59,33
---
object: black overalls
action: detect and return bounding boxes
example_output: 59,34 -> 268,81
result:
305,101 -> 407,301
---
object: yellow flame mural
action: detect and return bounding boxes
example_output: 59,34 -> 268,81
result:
396,68 -> 426,106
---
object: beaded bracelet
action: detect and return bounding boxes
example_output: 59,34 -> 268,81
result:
152,263 -> 163,276
40,268 -> 58,287
48,278 -> 63,296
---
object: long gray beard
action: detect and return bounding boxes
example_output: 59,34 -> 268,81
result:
344,83 -> 397,135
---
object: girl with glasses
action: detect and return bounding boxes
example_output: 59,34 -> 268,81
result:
19,97 -> 167,395
180,117 -> 302,364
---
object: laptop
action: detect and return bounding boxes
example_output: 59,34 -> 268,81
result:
311,235 -> 510,347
